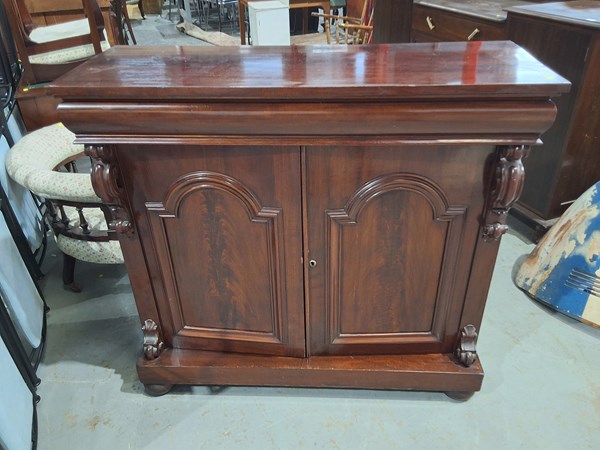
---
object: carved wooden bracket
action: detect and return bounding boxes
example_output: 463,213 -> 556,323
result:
141,319 -> 164,360
483,145 -> 530,241
455,324 -> 478,367
85,145 -> 134,235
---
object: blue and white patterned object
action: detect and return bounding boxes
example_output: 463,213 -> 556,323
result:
515,182 -> 600,328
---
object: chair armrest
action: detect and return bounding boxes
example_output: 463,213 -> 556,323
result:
311,12 -> 363,24
16,171 -> 100,204
26,35 -> 99,55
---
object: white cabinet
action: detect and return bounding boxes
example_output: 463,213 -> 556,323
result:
248,0 -> 291,45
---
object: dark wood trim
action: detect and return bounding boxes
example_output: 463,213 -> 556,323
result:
138,349 -> 484,393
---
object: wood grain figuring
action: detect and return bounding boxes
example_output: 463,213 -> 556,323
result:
117,145 -> 306,357
146,173 -> 287,348
306,146 -> 486,356
327,174 -> 466,349
50,42 -> 569,101
51,43 -> 566,396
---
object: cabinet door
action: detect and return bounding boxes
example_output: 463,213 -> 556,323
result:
305,146 -> 487,356
121,145 -> 305,357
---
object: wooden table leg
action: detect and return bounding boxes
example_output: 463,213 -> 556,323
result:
303,7 -> 309,34
238,0 -> 247,44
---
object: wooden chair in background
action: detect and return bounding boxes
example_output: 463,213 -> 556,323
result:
313,0 -> 374,44
2,0 -> 109,86
109,0 -> 141,45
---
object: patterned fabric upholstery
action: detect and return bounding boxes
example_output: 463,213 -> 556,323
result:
57,208 -> 123,264
30,40 -> 110,65
28,19 -> 110,65
30,19 -> 92,43
6,123 -> 100,203
6,123 -> 124,265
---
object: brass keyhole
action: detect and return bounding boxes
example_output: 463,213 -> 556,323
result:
309,260 -> 317,268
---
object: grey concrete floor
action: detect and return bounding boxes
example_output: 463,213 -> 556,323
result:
131,15 -> 207,46
33,14 -> 600,450
35,232 -> 600,449
128,10 -> 236,46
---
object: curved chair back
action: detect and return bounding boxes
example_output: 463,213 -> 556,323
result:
6,124 -> 123,291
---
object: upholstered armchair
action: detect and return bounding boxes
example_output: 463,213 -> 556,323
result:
6,124 -> 124,291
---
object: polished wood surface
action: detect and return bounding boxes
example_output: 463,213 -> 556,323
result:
121,145 -> 306,357
51,42 -> 568,101
138,349 -> 484,393
506,0 -> 600,28
414,0 -> 532,22
51,43 -> 566,396
305,146 -> 483,356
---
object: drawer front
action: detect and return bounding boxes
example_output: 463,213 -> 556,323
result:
412,5 -> 506,42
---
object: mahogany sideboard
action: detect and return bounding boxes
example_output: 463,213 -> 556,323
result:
50,42 -> 568,399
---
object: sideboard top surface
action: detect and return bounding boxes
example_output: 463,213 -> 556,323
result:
414,0 -> 532,22
50,41 -> 569,102
506,1 -> 600,29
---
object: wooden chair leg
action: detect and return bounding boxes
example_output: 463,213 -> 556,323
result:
122,2 -> 137,44
62,254 -> 82,292
138,0 -> 145,19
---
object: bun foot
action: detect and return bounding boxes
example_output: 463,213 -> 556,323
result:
445,391 -> 475,401
209,385 -> 226,393
144,383 -> 173,396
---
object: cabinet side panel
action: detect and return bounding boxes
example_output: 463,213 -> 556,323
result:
508,15 -> 591,218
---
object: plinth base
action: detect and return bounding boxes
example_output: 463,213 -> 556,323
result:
137,349 -> 483,395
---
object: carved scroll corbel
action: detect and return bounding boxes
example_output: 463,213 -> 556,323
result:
84,145 -> 134,236
141,319 -> 164,360
455,324 -> 478,367
483,145 -> 530,241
